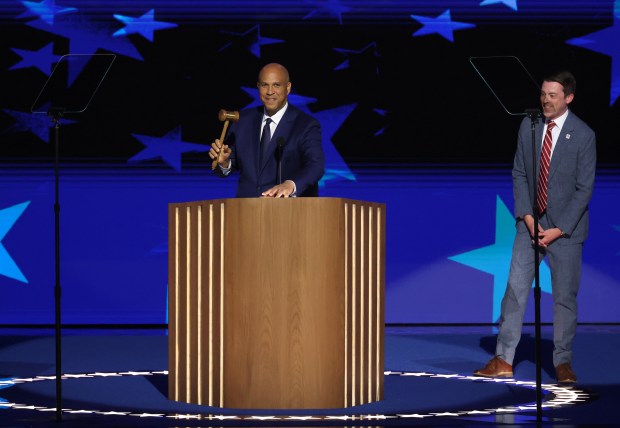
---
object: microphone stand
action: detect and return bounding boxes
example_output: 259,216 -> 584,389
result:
28,53 -> 116,424
48,107 -> 66,422
468,56 -> 547,423
275,137 -> 285,185
526,108 -> 544,422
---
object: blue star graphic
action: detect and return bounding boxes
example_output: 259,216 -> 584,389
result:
613,224 -> 620,255
18,0 -> 76,25
3,109 -> 52,142
2,109 -> 76,143
27,14 -> 142,85
333,42 -> 380,74
219,25 -> 283,58
303,0 -> 351,25
480,0 -> 518,11
128,126 -> 209,172
113,9 -> 177,42
372,108 -> 388,137
146,242 -> 168,257
566,1 -> 620,106
0,201 -> 31,283
314,104 -> 357,186
449,195 -> 551,322
0,378 -> 16,405
10,42 -> 61,76
410,9 -> 476,42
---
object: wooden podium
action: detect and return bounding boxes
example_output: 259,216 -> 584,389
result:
168,197 -> 385,409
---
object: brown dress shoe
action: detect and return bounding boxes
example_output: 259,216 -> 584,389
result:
555,363 -> 577,383
474,356 -> 513,378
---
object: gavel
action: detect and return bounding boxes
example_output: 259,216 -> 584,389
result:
212,109 -> 240,170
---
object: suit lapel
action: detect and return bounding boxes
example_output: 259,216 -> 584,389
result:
535,119 -> 544,158
251,110 -> 263,175
548,112 -> 574,180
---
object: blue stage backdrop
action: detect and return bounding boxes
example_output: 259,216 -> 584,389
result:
1,0 -> 619,324
1,166 -> 619,324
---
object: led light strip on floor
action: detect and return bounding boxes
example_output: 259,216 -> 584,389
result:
0,370 -> 592,422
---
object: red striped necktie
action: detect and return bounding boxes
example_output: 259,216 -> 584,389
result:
536,120 -> 556,215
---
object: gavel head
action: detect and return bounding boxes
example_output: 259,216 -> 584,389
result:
218,109 -> 240,122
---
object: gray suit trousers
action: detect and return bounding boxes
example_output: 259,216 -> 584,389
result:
495,216 -> 583,367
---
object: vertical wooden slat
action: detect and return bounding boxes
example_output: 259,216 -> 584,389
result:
217,202 -> 225,407
372,204 -> 382,401
344,201 -> 350,407
168,206 -> 178,401
375,207 -> 385,400
188,205 -> 199,402
367,205 -> 374,404
177,206 -> 188,401
199,203 -> 210,406
205,202 -> 213,406
196,205 -> 202,404
360,204 -> 367,405
352,202 -> 358,406
185,206 -> 192,401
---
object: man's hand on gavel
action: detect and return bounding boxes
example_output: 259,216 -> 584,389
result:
211,109 -> 239,170
209,139 -> 231,168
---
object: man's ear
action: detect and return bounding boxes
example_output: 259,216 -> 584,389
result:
565,93 -> 575,105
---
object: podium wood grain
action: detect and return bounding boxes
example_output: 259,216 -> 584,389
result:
168,198 -> 384,409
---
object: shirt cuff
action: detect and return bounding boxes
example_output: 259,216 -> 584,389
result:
219,162 -> 231,176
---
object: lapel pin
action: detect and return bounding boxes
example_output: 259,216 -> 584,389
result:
565,134 -> 571,140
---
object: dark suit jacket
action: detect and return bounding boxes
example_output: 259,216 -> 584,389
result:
512,110 -> 596,244
217,104 -> 324,197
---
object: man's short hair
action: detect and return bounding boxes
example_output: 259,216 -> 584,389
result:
544,70 -> 576,96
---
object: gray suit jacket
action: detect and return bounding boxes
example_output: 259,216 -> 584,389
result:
512,110 -> 596,244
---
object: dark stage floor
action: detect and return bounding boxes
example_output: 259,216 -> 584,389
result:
0,325 -> 618,427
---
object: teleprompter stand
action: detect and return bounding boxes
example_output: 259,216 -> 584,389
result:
30,53 -> 115,422
469,55 -> 546,423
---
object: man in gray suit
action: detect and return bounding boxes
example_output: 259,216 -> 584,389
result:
474,71 -> 596,383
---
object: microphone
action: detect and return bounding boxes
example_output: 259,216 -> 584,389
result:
276,137 -> 286,184
276,137 -> 285,159
525,108 -> 543,118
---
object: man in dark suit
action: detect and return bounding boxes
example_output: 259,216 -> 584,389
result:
474,71 -> 596,383
209,63 -> 324,198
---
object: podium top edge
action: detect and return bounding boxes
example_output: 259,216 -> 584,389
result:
167,197 -> 386,208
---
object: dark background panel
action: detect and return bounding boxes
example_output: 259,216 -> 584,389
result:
0,0 -> 618,165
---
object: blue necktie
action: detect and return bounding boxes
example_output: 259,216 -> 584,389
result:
260,118 -> 272,165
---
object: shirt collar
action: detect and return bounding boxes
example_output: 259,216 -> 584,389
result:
263,102 -> 288,125
547,108 -> 569,131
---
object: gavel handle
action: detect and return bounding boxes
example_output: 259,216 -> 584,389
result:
212,120 -> 230,170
